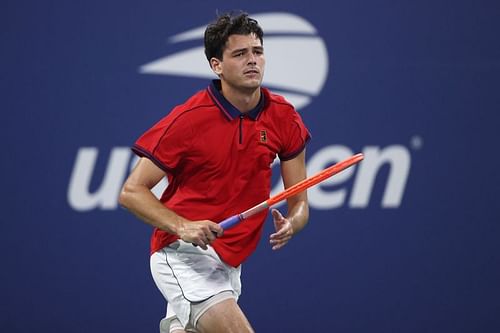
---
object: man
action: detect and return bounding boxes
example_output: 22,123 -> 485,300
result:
119,12 -> 311,333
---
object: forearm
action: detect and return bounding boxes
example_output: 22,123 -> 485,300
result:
287,197 -> 309,234
119,182 -> 186,235
279,150 -> 309,235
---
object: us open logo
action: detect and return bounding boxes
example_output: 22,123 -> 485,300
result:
67,12 -> 417,212
138,12 -> 329,110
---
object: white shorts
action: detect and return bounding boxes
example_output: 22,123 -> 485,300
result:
150,240 -> 242,331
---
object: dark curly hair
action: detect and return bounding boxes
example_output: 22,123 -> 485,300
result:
204,12 -> 264,63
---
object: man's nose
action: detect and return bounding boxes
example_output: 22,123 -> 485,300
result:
247,53 -> 257,64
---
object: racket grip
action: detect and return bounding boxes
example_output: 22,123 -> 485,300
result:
219,214 -> 242,230
194,215 -> 242,247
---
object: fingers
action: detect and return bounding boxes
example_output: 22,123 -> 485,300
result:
270,229 -> 292,250
271,208 -> 284,223
210,223 -> 224,237
270,209 -> 294,250
191,230 -> 210,249
197,240 -> 209,250
185,221 -> 223,249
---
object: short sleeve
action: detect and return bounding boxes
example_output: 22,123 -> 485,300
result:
131,110 -> 193,174
278,109 -> 311,161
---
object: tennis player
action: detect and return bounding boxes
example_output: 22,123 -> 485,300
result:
119,11 -> 311,333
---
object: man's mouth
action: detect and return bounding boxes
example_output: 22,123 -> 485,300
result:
244,69 -> 259,75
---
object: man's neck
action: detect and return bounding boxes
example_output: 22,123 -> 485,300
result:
219,81 -> 261,113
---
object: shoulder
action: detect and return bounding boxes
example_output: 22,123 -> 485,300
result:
261,88 -> 303,124
262,87 -> 295,112
169,89 -> 215,119
143,89 -> 215,135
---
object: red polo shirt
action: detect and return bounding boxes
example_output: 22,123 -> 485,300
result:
132,80 -> 310,267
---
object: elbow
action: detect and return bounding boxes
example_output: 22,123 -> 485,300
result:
118,183 -> 134,210
118,190 -> 127,209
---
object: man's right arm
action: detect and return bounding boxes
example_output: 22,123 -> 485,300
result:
118,157 -> 222,249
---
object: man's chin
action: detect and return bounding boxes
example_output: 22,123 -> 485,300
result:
242,79 -> 262,90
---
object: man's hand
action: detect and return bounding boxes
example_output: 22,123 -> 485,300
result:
269,209 -> 294,250
176,220 -> 223,250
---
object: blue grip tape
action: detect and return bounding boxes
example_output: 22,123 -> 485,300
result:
219,215 -> 242,230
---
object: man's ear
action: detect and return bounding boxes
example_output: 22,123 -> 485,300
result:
210,57 -> 222,75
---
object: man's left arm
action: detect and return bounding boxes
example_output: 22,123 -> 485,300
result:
269,149 -> 309,250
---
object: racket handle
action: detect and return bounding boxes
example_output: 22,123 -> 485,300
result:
194,215 -> 242,247
219,214 -> 243,230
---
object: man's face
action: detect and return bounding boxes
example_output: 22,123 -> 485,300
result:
212,33 -> 265,91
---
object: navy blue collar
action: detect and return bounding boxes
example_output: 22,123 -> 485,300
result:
207,80 -> 265,120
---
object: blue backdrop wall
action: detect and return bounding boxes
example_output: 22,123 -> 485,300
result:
2,0 -> 499,332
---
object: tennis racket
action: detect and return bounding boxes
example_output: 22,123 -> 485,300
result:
219,152 -> 364,230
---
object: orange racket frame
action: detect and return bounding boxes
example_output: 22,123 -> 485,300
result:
219,153 -> 364,230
